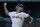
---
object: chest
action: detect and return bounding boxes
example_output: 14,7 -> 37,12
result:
10,13 -> 25,20
11,13 -> 25,18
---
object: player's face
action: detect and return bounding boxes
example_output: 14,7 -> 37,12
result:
17,6 -> 23,11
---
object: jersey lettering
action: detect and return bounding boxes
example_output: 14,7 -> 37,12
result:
12,16 -> 23,20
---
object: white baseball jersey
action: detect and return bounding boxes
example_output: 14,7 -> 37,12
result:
8,11 -> 29,27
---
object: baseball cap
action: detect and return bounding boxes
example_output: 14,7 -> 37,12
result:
16,3 -> 23,7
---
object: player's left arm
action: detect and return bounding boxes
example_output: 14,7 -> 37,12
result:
24,13 -> 33,24
28,16 -> 33,24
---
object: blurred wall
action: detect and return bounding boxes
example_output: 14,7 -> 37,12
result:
0,0 -> 40,2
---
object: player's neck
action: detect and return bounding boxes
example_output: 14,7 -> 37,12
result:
16,10 -> 21,13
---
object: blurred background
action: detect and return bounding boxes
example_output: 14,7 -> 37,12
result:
0,0 -> 40,27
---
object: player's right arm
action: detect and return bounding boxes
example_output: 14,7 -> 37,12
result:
4,3 -> 9,16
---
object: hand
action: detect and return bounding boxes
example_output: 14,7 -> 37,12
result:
4,2 -> 7,8
29,22 -> 32,24
4,2 -> 7,6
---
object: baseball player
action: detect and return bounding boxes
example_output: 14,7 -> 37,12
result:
3,3 -> 33,27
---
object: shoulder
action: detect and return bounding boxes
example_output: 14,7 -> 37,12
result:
8,11 -> 16,16
9,11 -> 16,14
21,12 -> 29,15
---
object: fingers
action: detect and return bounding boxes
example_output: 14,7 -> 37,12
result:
3,2 -> 7,8
4,2 -> 7,6
29,22 -> 32,24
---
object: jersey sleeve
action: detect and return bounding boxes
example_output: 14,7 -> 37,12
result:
24,13 -> 30,18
